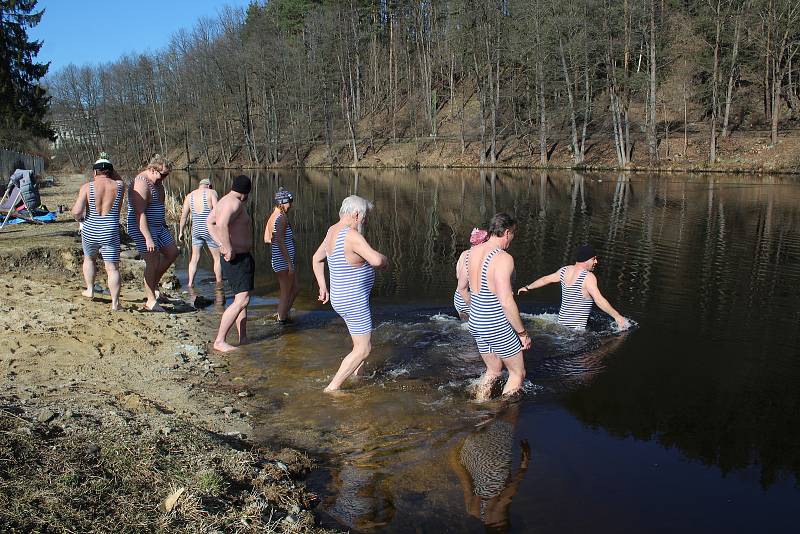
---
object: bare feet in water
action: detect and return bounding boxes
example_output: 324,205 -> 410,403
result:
213,340 -> 238,353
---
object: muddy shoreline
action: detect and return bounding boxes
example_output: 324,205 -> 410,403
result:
0,175 -> 335,532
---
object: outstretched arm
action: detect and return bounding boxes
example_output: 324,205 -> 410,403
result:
311,238 -> 329,303
585,273 -> 628,329
518,269 -> 560,295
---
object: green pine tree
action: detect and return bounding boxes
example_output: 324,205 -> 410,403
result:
0,0 -> 54,148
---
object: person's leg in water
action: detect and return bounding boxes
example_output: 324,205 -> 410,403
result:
187,245 -> 202,287
289,270 -> 300,312
324,333 -> 371,392
477,352 -> 503,401
500,352 -> 526,397
104,260 -> 122,311
81,255 -> 96,298
209,246 -> 222,285
214,291 -> 250,352
276,270 -> 293,321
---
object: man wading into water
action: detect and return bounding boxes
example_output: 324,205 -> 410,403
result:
208,175 -> 254,353
518,244 -> 629,331
312,195 -> 388,392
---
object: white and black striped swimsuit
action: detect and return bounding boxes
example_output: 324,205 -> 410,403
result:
468,249 -> 523,358
270,213 -> 295,272
190,190 -> 217,248
81,181 -> 123,263
557,267 -> 594,330
328,227 -> 375,335
126,176 -> 174,253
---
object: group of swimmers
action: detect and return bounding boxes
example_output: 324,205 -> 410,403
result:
72,154 -> 629,396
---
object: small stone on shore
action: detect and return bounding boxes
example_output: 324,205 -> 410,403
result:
37,409 -> 56,423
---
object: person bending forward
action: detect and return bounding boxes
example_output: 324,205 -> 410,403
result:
312,195 -> 388,392
517,244 -> 628,331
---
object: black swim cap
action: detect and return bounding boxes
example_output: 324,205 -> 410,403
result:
231,175 -> 252,195
575,244 -> 597,262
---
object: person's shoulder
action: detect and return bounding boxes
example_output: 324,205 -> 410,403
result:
583,271 -> 597,283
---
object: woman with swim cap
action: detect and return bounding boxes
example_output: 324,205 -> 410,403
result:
264,186 -> 299,323
71,155 -> 125,311
457,213 -> 530,400
454,227 -> 489,320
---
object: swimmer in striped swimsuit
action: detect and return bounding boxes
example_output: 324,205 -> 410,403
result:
126,155 -> 178,312
178,178 -> 221,288
71,157 -> 125,311
458,213 -> 530,400
518,244 -> 629,330
454,227 -> 490,320
312,195 -> 388,392
264,187 -> 299,323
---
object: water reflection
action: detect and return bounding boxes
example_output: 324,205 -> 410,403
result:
166,169 -> 800,531
451,403 -> 530,533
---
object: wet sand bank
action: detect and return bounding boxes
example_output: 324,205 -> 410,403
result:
0,174 -> 334,532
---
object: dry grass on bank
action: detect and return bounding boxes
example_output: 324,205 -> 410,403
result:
0,402 -> 328,533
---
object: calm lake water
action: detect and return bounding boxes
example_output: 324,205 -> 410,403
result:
170,169 -> 800,533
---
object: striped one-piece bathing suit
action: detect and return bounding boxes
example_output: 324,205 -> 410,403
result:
328,227 -> 375,336
190,190 -> 217,249
468,249 -> 523,358
126,176 -> 174,254
81,181 -> 123,263
557,267 -> 594,330
270,213 -> 295,272
453,250 -> 470,315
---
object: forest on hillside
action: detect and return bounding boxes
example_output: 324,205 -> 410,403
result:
46,0 -> 800,170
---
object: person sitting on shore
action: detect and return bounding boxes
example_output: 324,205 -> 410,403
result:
178,178 -> 221,288
517,244 -> 629,331
264,186 -> 299,323
458,213 -> 531,400
454,227 -> 489,320
126,154 -> 178,312
208,175 -> 254,353
311,195 -> 388,392
71,156 -> 125,311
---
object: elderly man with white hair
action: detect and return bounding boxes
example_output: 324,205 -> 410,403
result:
312,195 -> 389,392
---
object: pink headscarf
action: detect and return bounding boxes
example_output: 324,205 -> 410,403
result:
470,227 -> 489,246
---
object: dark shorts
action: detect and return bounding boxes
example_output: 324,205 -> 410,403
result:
221,252 -> 254,295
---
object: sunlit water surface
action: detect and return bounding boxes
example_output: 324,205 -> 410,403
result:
170,170 -> 800,533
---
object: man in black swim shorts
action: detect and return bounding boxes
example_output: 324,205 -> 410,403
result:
207,175 -> 254,352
